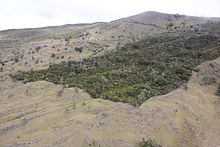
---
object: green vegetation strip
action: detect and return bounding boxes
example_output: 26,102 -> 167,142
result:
12,33 -> 220,106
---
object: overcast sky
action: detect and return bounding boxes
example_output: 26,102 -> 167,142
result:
0,0 -> 220,30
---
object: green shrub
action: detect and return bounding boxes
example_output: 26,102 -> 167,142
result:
216,85 -> 220,96
139,138 -> 162,147
75,47 -> 83,53
51,53 -> 55,58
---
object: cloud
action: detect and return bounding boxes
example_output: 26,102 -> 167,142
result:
0,0 -> 219,30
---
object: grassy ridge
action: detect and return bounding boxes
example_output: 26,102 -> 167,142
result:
12,33 -> 220,106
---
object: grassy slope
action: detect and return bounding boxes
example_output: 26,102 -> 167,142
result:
1,11 -> 217,77
1,57 -> 220,147
12,29 -> 220,106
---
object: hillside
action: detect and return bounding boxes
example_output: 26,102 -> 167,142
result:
0,11 -> 219,75
12,26 -> 220,105
1,55 -> 220,147
0,11 -> 220,147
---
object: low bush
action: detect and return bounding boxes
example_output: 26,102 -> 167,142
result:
139,138 -> 162,147
51,53 -> 55,58
216,84 -> 220,96
75,47 -> 83,53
